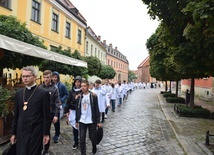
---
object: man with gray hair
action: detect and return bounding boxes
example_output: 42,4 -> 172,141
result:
10,66 -> 50,155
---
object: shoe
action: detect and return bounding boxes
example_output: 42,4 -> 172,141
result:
92,145 -> 97,154
104,114 -> 107,119
72,142 -> 78,149
42,150 -> 49,155
112,110 -> 115,112
53,135 -> 60,143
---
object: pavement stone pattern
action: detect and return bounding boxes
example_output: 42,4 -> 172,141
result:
46,88 -> 184,155
158,91 -> 214,155
1,88 -> 214,154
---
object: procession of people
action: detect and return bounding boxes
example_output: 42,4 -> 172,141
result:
9,66 -> 138,155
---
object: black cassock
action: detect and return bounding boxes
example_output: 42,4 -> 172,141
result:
12,85 -> 50,155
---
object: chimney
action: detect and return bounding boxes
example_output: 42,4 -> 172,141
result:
103,40 -> 106,45
98,35 -> 101,41
115,46 -> 117,50
109,43 -> 112,47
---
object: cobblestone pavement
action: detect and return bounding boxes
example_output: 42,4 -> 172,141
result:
47,88 -> 184,155
1,88 -> 198,155
158,90 -> 214,155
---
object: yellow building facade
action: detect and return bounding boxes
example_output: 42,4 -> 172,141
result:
0,0 -> 87,54
0,0 -> 87,85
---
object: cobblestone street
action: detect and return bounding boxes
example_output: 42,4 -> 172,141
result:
47,88 -> 184,155
3,88 -> 214,154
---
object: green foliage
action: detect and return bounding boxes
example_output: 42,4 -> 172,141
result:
128,70 -> 137,82
143,0 -> 214,107
143,0 -> 214,78
0,86 -> 11,116
163,93 -> 176,98
40,48 -> 87,77
166,97 -> 185,103
175,104 -> 211,118
0,15 -> 46,70
84,56 -> 102,76
98,65 -> 116,79
146,26 -> 182,81
160,91 -> 167,94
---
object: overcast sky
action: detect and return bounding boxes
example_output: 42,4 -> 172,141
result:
71,0 -> 160,70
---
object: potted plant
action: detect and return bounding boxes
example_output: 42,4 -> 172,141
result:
0,86 -> 10,137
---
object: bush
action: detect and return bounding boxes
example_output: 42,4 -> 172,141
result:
160,91 -> 172,94
160,91 -> 166,94
163,93 -> 176,98
166,97 -> 185,103
175,104 -> 211,118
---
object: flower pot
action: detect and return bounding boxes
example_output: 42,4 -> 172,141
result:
0,117 -> 4,137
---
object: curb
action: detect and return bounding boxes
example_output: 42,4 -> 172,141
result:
157,93 -> 212,155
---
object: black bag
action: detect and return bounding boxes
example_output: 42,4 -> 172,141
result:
95,127 -> 103,145
2,143 -> 16,155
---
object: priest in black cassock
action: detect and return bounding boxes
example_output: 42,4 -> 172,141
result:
10,66 -> 51,155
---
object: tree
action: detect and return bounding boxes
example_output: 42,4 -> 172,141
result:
98,65 -> 116,79
84,56 -> 102,76
142,0 -> 214,107
40,48 -> 87,77
0,15 -> 46,77
128,70 -> 137,82
146,25 -> 182,96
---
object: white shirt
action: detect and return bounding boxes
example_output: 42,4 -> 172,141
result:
80,93 -> 93,124
117,85 -> 123,98
91,87 -> 106,112
110,87 -> 118,100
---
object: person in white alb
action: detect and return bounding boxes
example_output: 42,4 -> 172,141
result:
102,79 -> 112,119
110,83 -> 118,112
117,81 -> 123,107
91,79 -> 106,123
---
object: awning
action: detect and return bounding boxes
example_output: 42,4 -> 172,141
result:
0,34 -> 87,68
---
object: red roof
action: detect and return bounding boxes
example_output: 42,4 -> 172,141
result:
137,56 -> 149,68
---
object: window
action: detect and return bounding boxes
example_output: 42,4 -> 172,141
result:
98,50 -> 100,59
86,41 -> 88,54
0,0 -> 11,9
65,22 -> 71,38
101,53 -> 103,61
91,45 -> 93,55
50,45 -> 58,52
95,48 -> 97,57
108,59 -> 110,65
77,29 -> 82,44
31,0 -> 40,23
52,13 -> 58,32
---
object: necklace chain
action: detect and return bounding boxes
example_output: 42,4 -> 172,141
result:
23,86 -> 38,104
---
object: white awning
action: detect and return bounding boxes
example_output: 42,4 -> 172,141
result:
0,34 -> 87,68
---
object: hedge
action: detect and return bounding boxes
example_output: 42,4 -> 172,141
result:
163,93 -> 176,98
166,97 -> 185,103
175,104 -> 211,118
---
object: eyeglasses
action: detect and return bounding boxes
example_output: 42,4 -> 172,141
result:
22,75 -> 33,78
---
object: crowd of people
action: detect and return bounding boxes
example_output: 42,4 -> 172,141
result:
9,66 -> 137,155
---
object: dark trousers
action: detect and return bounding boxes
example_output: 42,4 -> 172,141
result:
101,112 -> 105,122
54,113 -> 60,136
73,127 -> 78,143
79,122 -> 96,155
111,99 -> 115,111
105,107 -> 108,115
44,113 -> 55,151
